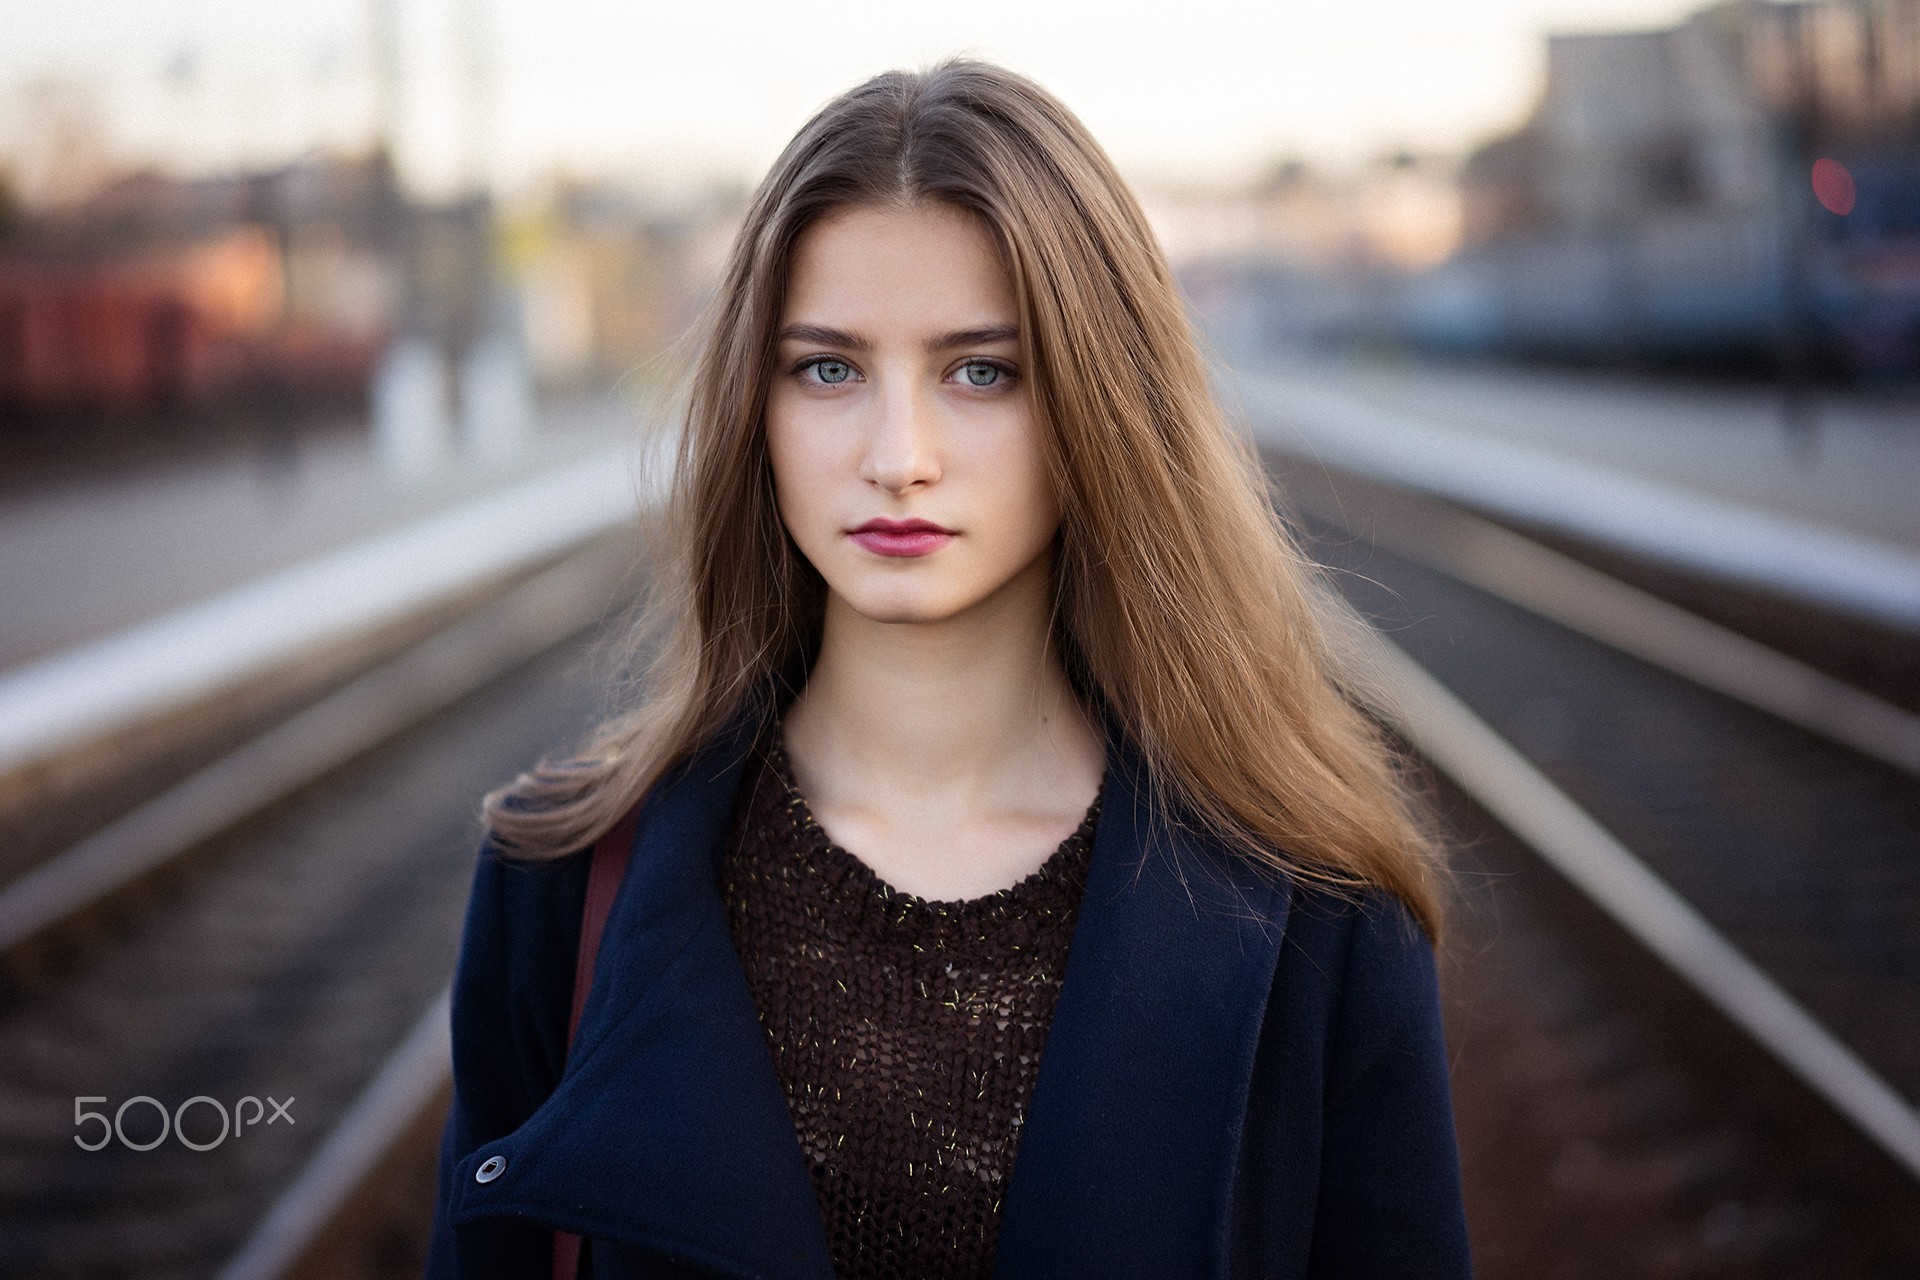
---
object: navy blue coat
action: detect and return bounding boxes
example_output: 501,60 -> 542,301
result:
426,706 -> 1473,1278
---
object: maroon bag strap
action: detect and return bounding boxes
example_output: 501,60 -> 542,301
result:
551,804 -> 643,1280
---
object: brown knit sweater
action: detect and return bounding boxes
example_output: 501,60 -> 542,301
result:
719,724 -> 1103,1279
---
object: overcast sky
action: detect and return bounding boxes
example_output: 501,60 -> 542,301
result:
6,0 -> 1707,196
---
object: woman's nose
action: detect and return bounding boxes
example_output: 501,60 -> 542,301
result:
860,380 -> 943,493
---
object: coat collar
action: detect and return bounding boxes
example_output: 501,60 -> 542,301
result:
991,729 -> 1294,1277
448,706 -> 1293,1278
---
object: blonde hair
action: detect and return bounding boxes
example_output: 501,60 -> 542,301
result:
484,60 -> 1445,938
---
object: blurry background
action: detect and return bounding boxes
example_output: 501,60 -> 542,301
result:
0,2 -> 1915,1277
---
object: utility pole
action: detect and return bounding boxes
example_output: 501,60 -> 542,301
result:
368,0 -> 402,174
456,0 -> 494,201
453,0 -> 535,463
1772,1 -> 1821,452
366,0 -> 458,478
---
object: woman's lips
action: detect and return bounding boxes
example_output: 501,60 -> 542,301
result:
848,520 -> 954,558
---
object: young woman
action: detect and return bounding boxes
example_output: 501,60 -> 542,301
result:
428,60 -> 1471,1279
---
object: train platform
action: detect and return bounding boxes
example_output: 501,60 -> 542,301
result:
0,395 -> 644,675
1235,350 -> 1920,547
1230,351 -> 1920,633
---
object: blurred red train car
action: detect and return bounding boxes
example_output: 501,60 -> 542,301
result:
0,225 -> 380,419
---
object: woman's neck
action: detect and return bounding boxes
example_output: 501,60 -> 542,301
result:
778,556 -> 1107,900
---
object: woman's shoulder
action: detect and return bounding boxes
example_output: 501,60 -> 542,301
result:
460,757 -> 696,990
1261,875 -> 1445,1088
1172,817 -> 1430,962
454,831 -> 596,1026
1272,875 -> 1437,998
1159,816 -> 1439,1034
1280,877 -> 1430,956
472,837 -> 594,919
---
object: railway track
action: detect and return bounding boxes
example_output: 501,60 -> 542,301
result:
0,533 -> 646,1279
1266,451 -> 1920,1274
1,427 -> 1914,1277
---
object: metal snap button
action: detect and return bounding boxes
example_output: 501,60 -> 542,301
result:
475,1155 -> 507,1183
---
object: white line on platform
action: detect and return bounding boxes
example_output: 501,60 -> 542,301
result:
217,987 -> 452,1280
1364,630 -> 1920,1182
0,541 -> 633,951
1298,487 -> 1920,777
0,443 -> 660,775
1239,371 -> 1920,635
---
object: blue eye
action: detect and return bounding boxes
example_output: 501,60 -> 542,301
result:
961,361 -> 1002,387
810,359 -> 853,385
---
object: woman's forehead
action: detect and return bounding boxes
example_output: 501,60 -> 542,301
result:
781,204 -> 1018,338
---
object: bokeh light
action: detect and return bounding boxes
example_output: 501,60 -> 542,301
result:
1811,156 -> 1856,216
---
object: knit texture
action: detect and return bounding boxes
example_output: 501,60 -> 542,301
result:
719,724 -> 1103,1280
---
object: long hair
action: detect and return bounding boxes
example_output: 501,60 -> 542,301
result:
483,60 -> 1446,938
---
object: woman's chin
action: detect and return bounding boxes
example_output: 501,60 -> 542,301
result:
841,596 -> 969,627
830,580 -> 987,628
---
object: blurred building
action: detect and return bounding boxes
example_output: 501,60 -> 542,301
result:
1150,154 -> 1466,354
1410,0 -> 1920,374
500,178 -> 740,396
1147,155 -> 1464,276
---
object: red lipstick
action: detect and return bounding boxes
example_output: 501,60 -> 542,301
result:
848,517 -> 955,558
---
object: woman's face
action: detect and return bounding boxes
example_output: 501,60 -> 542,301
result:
765,202 -> 1059,628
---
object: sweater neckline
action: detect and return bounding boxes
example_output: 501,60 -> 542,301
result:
757,724 -> 1104,926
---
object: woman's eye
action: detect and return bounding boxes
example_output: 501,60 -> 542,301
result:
960,361 -> 1004,387
805,358 -> 854,385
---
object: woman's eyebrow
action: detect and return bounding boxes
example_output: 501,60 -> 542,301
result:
778,323 -> 870,350
928,324 -> 1019,353
776,322 -> 1019,352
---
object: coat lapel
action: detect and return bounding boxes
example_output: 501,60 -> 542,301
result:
992,729 -> 1293,1278
450,707 -> 839,1279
